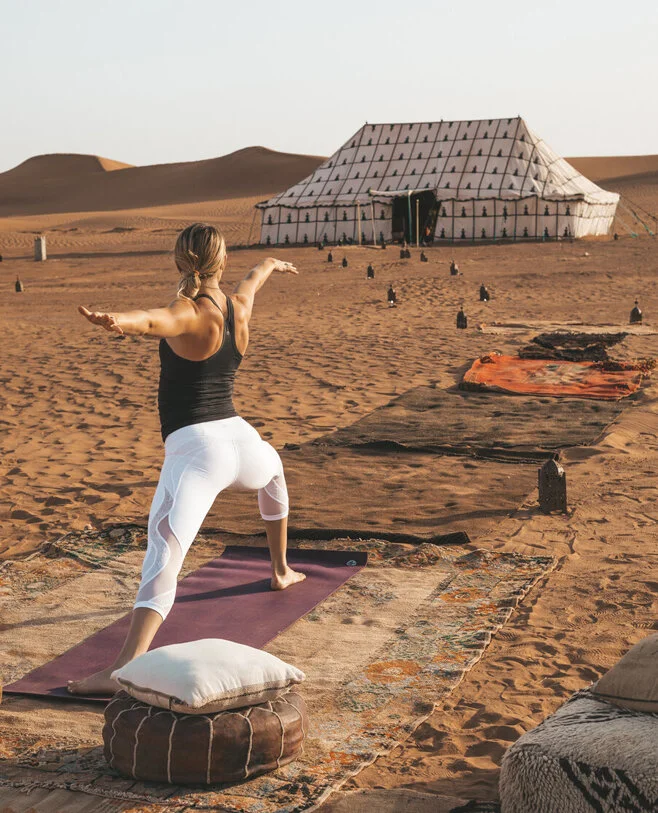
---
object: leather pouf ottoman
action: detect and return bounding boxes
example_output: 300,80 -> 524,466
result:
103,689 -> 307,785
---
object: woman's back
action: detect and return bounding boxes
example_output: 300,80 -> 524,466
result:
158,293 -> 243,441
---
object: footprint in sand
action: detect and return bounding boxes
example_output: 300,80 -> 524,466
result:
44,496 -> 72,506
10,509 -> 42,523
80,494 -> 104,505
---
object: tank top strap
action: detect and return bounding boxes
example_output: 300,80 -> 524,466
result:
195,292 -> 233,334
194,292 -> 222,311
225,295 -> 235,331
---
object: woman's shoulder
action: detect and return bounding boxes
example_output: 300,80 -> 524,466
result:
168,296 -> 200,313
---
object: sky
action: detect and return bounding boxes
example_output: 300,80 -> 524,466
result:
1,0 -> 656,173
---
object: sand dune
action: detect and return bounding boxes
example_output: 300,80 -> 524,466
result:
611,175 -> 658,230
1,153 -> 133,182
567,154 -> 658,183
0,147 -> 325,219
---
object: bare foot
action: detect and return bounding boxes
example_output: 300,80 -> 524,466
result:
67,666 -> 120,696
271,568 -> 306,591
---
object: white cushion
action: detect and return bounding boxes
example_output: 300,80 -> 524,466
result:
111,638 -> 305,714
592,633 -> 658,713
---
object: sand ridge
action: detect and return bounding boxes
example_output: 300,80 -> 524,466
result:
567,154 -> 658,183
0,147 -> 326,219
1,154 -> 133,182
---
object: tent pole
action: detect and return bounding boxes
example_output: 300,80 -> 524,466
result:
555,203 -> 559,241
357,202 -> 362,245
407,191 -> 413,244
370,200 -> 377,246
247,207 -> 258,246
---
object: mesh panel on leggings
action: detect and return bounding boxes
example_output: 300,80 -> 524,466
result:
258,471 -> 289,520
134,486 -> 184,619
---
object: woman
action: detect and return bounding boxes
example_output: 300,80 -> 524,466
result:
69,223 -> 304,695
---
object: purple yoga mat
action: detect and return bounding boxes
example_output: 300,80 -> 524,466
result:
4,546 -> 367,703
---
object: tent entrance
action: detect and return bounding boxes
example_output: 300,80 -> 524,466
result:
391,191 -> 437,243
391,196 -> 408,242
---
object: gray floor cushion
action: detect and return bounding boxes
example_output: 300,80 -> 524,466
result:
500,690 -> 658,812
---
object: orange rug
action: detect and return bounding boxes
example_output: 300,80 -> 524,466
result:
461,353 -> 645,400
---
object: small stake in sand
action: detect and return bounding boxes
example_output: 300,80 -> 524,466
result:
456,306 -> 468,329
630,300 -> 642,324
15,276 -> 24,292
327,251 -> 333,263
538,458 -> 567,513
480,284 -> 491,302
366,264 -> 375,279
34,235 -> 47,261
342,257 -> 348,268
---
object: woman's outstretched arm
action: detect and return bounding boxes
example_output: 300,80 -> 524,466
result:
233,257 -> 297,320
78,299 -> 197,338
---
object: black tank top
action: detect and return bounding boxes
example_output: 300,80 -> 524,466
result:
158,294 -> 243,441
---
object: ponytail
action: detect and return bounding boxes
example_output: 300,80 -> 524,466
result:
173,224 -> 226,300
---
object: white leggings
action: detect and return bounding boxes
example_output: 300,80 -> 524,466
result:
134,417 -> 289,620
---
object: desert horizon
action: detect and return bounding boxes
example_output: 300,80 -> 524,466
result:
2,145 -> 657,218
1,145 -> 656,265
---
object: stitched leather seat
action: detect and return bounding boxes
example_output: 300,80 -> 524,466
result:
103,689 -> 306,785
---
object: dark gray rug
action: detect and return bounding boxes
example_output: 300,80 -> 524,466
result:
310,386 -> 624,463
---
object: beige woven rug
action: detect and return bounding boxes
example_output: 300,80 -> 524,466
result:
0,527 -> 554,812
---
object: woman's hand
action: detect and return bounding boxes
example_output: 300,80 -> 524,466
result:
268,259 -> 298,275
78,305 -> 124,334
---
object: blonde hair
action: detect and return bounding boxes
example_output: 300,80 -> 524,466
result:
174,223 -> 227,300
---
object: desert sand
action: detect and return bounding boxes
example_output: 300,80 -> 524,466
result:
0,147 -> 657,810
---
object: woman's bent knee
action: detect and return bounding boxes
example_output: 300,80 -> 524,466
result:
133,599 -> 170,622
258,470 -> 289,521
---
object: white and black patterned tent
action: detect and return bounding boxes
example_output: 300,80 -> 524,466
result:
257,117 -> 618,245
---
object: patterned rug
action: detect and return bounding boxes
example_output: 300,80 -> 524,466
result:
0,527 -> 554,812
461,353 -> 645,399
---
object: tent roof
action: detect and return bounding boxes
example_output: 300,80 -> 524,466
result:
258,117 -> 618,209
